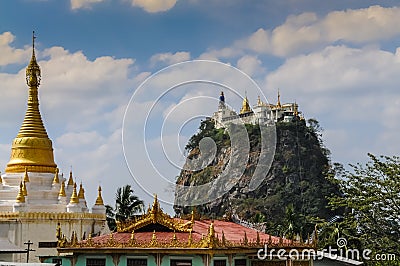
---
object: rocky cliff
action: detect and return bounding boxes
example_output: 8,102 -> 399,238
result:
174,117 -> 341,236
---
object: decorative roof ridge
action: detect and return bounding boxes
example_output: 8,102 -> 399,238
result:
116,194 -> 194,233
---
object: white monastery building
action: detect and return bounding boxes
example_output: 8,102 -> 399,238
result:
211,91 -> 303,129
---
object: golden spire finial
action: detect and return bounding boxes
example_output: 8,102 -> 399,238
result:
151,194 -> 159,211
131,230 -> 135,241
59,181 -> 66,197
95,185 -> 104,205
16,182 -> 25,203
68,170 -> 74,186
69,182 -> 79,204
240,92 -> 252,114
23,167 -> 30,182
5,32 -> 57,174
209,222 -> 215,237
191,210 -> 195,226
277,89 -> 281,108
78,182 -> 85,199
22,181 -> 28,196
221,230 -> 226,245
188,229 -> 193,244
53,168 -> 59,184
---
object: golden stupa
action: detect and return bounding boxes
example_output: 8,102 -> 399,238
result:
5,32 -> 57,173
240,95 -> 252,114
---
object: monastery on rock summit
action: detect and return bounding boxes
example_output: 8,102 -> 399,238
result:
211,91 -> 303,129
0,33 -> 108,262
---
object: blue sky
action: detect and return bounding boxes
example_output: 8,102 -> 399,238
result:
1,0 -> 400,213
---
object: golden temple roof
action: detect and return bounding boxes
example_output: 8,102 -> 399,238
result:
5,31 -> 57,174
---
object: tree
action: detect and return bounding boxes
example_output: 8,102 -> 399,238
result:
106,184 -> 144,231
328,154 -> 400,259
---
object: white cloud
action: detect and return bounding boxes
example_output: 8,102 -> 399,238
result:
323,5 -> 400,43
199,47 -> 242,61
56,131 -> 106,149
37,46 -> 135,131
70,0 -> 104,10
150,51 -> 190,66
208,5 -> 400,59
236,55 -> 265,77
0,32 -> 31,66
130,0 -> 177,13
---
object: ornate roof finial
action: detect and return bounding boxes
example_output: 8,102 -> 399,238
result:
23,167 -> 30,182
53,168 -> 59,184
68,170 -> 74,186
22,181 -> 28,196
69,183 -> 79,204
151,194 -> 159,211
78,182 -> 85,199
16,181 -> 25,203
95,185 -> 104,205
190,210 -> 195,226
32,31 -> 35,50
243,231 -> 248,245
209,222 -> 215,237
59,181 -> 66,197
26,31 -> 41,88
277,89 -> 281,108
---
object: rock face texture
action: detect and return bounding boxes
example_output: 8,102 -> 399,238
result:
174,118 -> 340,232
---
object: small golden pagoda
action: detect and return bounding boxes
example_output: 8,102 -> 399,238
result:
5,32 -> 57,174
239,95 -> 252,114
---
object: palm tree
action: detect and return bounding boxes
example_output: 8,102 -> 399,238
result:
106,185 -> 144,231
115,185 -> 144,222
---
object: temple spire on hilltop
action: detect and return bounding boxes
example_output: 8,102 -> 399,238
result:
276,89 -> 282,108
5,31 -> 57,173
